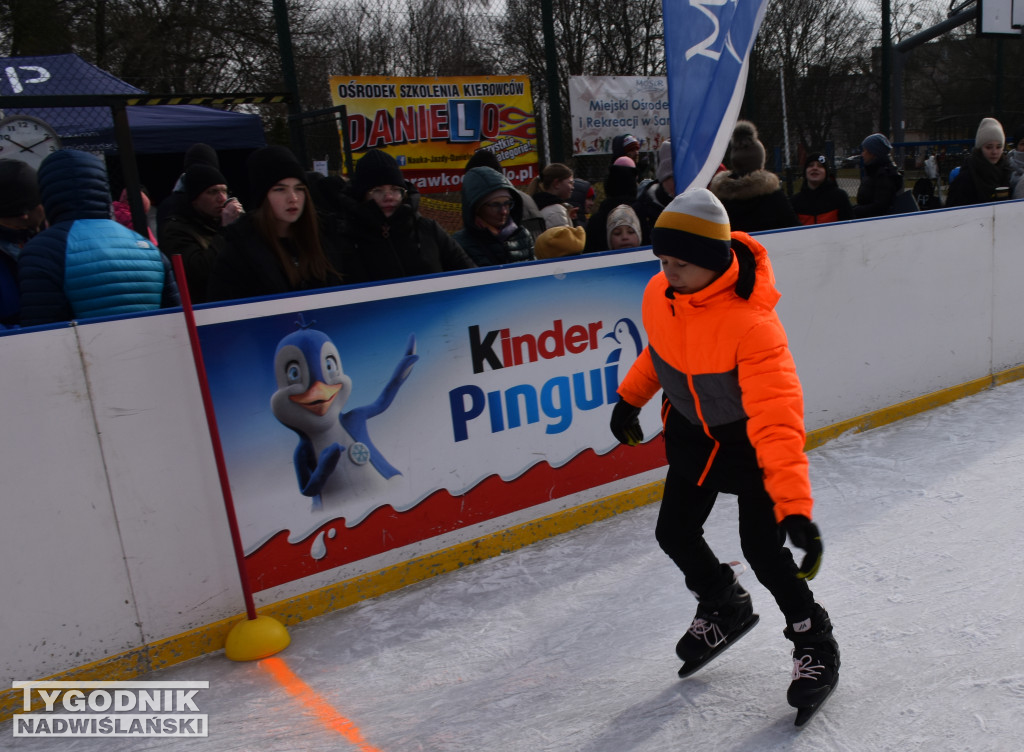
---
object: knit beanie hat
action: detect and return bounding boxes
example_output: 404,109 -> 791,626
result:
183,143 -> 219,170
651,188 -> 732,272
183,164 -> 227,202
611,134 -> 640,158
352,149 -> 406,199
613,156 -> 635,168
466,148 -> 502,172
729,121 -> 766,174
861,133 -> 892,158
606,204 -> 642,247
247,145 -> 306,208
803,152 -> 834,179
534,225 -> 586,259
0,159 -> 40,218
604,162 -> 638,200
975,117 -> 1005,149
656,140 -> 673,183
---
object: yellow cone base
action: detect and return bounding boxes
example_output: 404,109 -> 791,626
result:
224,615 -> 291,661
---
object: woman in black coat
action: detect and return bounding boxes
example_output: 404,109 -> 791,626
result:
709,120 -> 799,232
207,146 -> 348,302
945,117 -> 1012,208
585,157 -> 639,253
340,149 -> 475,282
852,133 -> 903,218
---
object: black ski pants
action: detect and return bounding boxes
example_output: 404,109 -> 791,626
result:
655,461 -> 815,623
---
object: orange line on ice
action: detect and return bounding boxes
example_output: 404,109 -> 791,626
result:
260,657 -> 382,752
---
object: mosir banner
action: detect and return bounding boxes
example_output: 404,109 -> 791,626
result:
568,76 -> 669,156
195,254 -> 668,591
329,75 -> 539,193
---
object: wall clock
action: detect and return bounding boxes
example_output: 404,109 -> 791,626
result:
0,114 -> 62,170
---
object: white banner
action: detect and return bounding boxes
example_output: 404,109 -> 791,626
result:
568,76 -> 669,156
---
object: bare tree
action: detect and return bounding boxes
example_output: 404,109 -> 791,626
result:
501,0 -> 664,158
751,0 -> 876,163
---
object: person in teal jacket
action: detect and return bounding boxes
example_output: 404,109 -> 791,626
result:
18,150 -> 178,327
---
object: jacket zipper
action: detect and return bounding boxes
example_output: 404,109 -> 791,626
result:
686,372 -> 720,486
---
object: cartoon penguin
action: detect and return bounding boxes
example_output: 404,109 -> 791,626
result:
270,318 -> 418,519
603,317 -> 643,364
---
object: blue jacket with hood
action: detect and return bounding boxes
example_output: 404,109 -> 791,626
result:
18,150 -> 178,327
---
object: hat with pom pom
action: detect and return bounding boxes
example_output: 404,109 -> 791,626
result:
651,188 -> 732,272
729,120 -> 766,174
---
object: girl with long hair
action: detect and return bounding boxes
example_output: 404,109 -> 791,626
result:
207,146 -> 346,301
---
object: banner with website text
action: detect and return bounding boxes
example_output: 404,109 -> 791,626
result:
568,76 -> 669,156
662,0 -> 769,192
328,75 -> 539,193
195,256 -> 668,591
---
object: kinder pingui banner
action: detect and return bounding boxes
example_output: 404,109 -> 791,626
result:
195,255 -> 667,591
329,75 -> 539,193
568,76 -> 669,156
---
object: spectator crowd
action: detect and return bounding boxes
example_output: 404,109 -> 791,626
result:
1,114 -> 1019,329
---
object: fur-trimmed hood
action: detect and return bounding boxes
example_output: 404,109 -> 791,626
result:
709,169 -> 781,202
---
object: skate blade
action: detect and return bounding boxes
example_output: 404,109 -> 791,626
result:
793,677 -> 838,727
677,613 -> 760,678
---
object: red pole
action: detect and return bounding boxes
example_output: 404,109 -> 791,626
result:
171,255 -> 258,621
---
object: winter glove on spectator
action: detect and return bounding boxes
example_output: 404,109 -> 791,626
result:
781,515 -> 823,580
609,399 -> 643,446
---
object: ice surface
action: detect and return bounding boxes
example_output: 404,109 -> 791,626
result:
5,380 -> 1024,751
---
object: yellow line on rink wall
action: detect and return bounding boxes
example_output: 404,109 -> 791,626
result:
4,364 -> 1024,723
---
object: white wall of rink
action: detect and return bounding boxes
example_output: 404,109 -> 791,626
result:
2,199 -> 1023,689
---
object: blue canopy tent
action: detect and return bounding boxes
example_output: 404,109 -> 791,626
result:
0,54 -> 266,153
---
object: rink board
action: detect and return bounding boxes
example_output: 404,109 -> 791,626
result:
4,199 -> 1024,711
191,255 -> 667,592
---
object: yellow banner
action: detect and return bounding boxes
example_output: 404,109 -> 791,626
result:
329,75 -> 538,193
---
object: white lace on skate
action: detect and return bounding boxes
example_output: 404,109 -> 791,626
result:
686,561 -> 750,648
687,618 -> 727,648
791,652 -> 826,681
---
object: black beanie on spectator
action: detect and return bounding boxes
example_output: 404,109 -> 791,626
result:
0,159 -> 40,218
247,145 -> 307,208
465,149 -> 503,172
183,164 -> 227,202
183,143 -> 219,170
352,149 -> 406,199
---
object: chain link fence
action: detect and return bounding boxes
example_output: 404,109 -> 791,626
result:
4,0 -> 1021,227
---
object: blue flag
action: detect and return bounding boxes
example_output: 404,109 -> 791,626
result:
662,0 -> 769,193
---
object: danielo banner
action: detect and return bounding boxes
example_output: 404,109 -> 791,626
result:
194,255 -> 668,592
568,76 -> 669,156
329,75 -> 539,193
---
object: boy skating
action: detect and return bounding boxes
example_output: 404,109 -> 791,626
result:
609,188 -> 839,722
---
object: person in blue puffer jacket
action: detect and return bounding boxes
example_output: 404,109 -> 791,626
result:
18,150 -> 179,327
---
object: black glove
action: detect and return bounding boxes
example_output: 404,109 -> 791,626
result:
781,514 -> 823,580
609,399 -> 643,446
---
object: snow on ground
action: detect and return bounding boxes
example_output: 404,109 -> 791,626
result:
5,380 -> 1024,751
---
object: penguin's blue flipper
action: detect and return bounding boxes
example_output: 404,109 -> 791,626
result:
337,335 -> 418,481
295,440 -> 344,497
366,334 -> 419,416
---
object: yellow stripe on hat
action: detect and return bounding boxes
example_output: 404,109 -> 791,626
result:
655,210 -> 731,241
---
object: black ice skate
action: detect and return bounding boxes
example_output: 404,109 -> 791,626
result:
785,604 -> 840,726
676,565 -> 759,678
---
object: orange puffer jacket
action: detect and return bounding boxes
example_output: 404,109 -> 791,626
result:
618,231 -> 812,522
